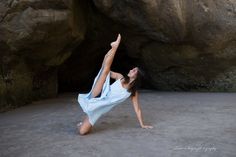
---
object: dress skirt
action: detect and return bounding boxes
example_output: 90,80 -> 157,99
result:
78,66 -> 111,126
78,66 -> 131,126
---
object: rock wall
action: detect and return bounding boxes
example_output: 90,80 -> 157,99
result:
93,0 -> 236,91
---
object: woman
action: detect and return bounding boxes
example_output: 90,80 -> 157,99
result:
77,34 -> 153,135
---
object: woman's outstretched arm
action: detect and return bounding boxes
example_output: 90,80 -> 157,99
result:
110,71 -> 123,80
101,34 -> 121,70
131,91 -> 153,129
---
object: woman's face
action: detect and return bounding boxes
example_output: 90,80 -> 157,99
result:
128,67 -> 138,79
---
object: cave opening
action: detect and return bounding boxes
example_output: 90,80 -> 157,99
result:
57,0 -> 154,94
57,42 -> 152,93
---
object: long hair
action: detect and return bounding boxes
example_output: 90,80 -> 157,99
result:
123,67 -> 145,96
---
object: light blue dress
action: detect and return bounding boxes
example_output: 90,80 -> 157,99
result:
78,67 -> 131,126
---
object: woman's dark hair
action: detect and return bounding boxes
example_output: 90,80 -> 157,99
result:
123,67 -> 145,96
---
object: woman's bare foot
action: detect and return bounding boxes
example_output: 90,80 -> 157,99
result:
76,122 -> 83,134
110,34 -> 121,48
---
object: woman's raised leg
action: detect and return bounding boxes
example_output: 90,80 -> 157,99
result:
90,34 -> 121,98
90,67 -> 110,98
77,34 -> 122,134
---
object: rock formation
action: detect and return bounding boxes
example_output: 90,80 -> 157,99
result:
0,0 -> 86,111
1,0 -> 236,111
92,0 -> 236,90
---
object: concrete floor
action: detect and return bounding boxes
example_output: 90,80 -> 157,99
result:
0,91 -> 236,157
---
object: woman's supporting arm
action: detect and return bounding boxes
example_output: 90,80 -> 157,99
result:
131,91 -> 153,129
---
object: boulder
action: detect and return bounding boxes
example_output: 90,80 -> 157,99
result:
0,0 -> 87,111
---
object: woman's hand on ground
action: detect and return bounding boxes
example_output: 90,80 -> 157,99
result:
141,124 -> 154,129
110,34 -> 121,48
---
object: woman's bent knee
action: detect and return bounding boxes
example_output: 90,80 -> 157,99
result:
79,126 -> 92,135
79,120 -> 92,135
79,128 -> 89,135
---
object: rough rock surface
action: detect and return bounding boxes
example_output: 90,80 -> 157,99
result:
1,0 -> 236,111
0,0 -> 86,111
92,0 -> 236,91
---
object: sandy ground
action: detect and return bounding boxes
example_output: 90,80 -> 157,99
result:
0,91 -> 236,157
